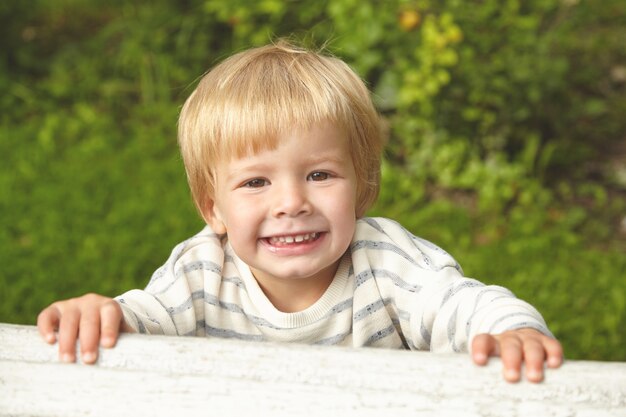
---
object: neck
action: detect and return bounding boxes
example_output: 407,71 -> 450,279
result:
251,263 -> 338,313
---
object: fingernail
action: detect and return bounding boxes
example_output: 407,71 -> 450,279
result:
101,336 -> 114,347
548,356 -> 561,367
61,353 -> 74,363
45,333 -> 56,344
504,369 -> 519,382
474,353 -> 487,364
527,369 -> 542,381
82,352 -> 96,364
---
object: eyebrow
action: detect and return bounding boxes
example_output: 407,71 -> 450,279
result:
303,153 -> 346,166
223,152 -> 347,183
225,162 -> 272,180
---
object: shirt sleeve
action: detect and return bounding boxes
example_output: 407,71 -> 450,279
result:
356,217 -> 553,353
114,227 -> 225,336
409,266 -> 553,353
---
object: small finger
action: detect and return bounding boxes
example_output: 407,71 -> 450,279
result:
544,337 -> 564,368
78,308 -> 101,364
37,305 -> 60,344
57,307 -> 80,363
471,334 -> 499,366
100,301 -> 123,348
499,335 -> 523,383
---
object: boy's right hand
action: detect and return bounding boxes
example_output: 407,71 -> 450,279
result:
37,293 -> 132,364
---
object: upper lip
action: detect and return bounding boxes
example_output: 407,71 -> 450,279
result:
262,231 -> 322,239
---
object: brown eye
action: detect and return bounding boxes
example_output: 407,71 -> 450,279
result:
308,172 -> 330,181
243,178 -> 267,188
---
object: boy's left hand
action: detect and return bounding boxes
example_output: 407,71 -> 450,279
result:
471,328 -> 563,383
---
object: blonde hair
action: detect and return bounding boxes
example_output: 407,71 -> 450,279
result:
178,40 -> 382,217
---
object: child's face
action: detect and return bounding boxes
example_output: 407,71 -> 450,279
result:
207,122 -> 358,299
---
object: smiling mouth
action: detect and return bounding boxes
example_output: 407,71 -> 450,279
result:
267,232 -> 321,245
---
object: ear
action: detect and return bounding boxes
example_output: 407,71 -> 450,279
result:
200,198 -> 227,235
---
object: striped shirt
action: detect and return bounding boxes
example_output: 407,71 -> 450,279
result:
116,217 -> 551,352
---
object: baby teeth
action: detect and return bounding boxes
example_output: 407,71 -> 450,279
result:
270,233 -> 318,244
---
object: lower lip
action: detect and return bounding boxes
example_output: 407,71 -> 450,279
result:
260,233 -> 326,256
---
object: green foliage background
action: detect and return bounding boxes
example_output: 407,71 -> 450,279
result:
1,0 -> 625,361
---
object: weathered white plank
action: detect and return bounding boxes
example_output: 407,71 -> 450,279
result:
0,323 -> 624,417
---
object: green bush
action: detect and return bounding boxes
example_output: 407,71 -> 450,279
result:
1,0 -> 624,361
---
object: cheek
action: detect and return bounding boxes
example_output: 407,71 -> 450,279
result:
322,187 -> 357,232
225,225 -> 259,263
333,183 -> 358,214
219,195 -> 255,223
220,200 -> 261,240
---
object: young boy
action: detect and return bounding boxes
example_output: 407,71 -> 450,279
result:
37,41 -> 562,383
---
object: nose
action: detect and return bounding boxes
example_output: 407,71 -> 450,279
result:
271,181 -> 312,218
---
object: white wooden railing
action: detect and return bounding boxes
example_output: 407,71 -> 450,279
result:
0,323 -> 625,416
